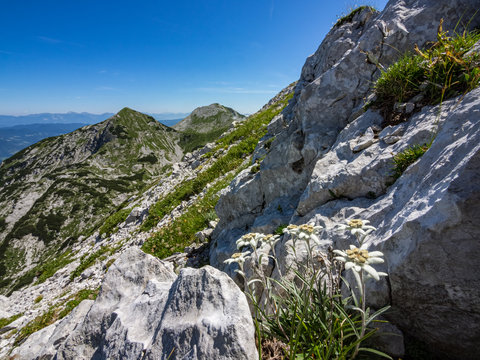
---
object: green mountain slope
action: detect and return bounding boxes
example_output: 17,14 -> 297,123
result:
174,103 -> 245,153
0,108 -> 182,294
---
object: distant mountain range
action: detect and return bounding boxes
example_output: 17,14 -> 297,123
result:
0,111 -> 189,128
0,112 -> 189,161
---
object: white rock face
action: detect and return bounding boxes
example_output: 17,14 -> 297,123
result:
16,248 -> 257,359
211,1 -> 480,358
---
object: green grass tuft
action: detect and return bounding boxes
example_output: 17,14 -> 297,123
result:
0,313 -> 23,329
335,5 -> 377,27
374,24 -> 480,124
391,143 -> 431,181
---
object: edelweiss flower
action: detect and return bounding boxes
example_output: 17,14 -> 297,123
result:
262,234 -> 281,247
333,244 -> 385,281
224,251 -> 251,265
337,219 -> 376,237
236,233 -> 263,250
283,223 -> 324,246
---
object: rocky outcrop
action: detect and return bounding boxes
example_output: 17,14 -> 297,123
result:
211,0 -> 480,359
12,248 -> 257,359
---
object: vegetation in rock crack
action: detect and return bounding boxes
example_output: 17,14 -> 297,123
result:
334,5 -> 377,27
0,312 -> 23,329
391,143 -> 431,181
142,91 -> 293,260
373,21 -> 480,125
225,220 -> 391,359
14,288 -> 98,347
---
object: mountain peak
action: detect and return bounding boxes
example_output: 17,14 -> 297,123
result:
173,103 -> 244,134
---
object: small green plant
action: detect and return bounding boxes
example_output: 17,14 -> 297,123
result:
250,164 -> 260,173
274,224 -> 287,235
335,5 -> 377,27
374,21 -> 480,124
391,143 -> 431,181
225,221 -> 391,359
34,295 -> 43,304
104,257 -> 116,270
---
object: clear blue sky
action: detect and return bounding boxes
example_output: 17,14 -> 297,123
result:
0,0 -> 387,115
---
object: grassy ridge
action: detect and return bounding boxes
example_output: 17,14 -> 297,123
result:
142,91 -> 294,260
141,91 -> 293,233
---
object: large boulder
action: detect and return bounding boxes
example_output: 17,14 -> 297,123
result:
16,248 -> 257,359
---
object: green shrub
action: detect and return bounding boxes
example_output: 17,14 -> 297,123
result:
374,23 -> 480,123
34,295 -> 43,303
137,154 -> 158,164
0,217 -> 6,232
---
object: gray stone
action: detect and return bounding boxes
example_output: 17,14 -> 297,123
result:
195,228 -> 214,242
125,207 -> 142,225
145,266 -> 257,360
18,248 -> 258,359
352,126 -> 378,152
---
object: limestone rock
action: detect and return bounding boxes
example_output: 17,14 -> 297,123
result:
15,248 -> 257,359
145,266 -> 257,359
211,1 -> 480,358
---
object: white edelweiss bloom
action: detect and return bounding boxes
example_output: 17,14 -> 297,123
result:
336,219 -> 376,238
236,233 -> 263,250
283,224 -> 300,236
224,251 -> 251,266
334,243 -> 385,281
263,234 -> 281,247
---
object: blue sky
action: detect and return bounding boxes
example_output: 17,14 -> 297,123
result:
0,0 -> 388,115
